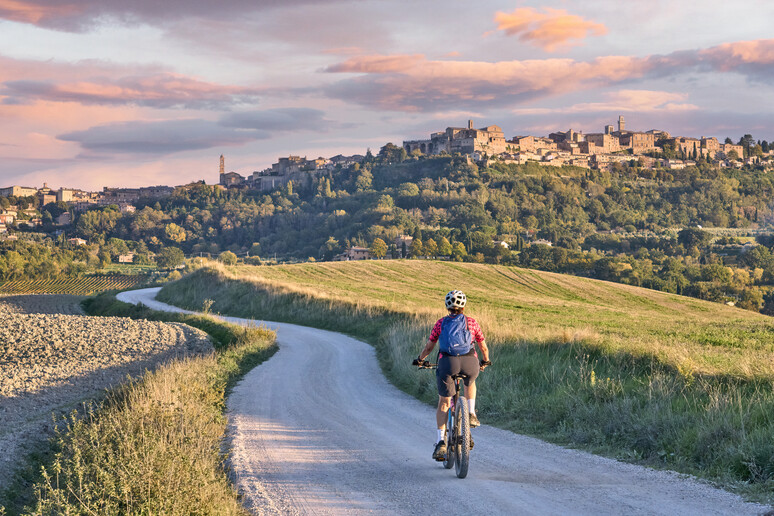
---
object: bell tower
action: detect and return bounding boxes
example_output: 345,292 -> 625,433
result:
219,154 -> 225,176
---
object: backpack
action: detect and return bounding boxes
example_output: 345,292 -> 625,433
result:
438,314 -> 473,356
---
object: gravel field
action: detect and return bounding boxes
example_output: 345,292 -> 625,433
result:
0,295 -> 213,492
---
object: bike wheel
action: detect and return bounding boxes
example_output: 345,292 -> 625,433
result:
443,403 -> 455,470
454,396 -> 470,479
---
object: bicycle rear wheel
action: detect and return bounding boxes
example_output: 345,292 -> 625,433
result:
443,401 -> 455,470
454,396 -> 470,479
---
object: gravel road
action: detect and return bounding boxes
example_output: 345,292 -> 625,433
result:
122,288 -> 771,516
0,294 -> 212,492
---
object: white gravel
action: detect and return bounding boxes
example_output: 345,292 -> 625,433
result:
124,288 -> 772,516
0,294 -> 212,492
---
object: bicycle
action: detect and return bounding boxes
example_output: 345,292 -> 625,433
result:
417,362 -> 471,479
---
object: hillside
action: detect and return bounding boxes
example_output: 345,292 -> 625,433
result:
8,154 -> 774,314
160,260 -> 774,500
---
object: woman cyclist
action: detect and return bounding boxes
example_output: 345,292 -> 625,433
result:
413,290 -> 491,461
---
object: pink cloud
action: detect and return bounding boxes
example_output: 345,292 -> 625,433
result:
324,54 -> 649,111
513,90 -> 699,116
0,0 -> 81,25
0,55 -> 261,109
323,39 -> 774,112
493,7 -> 607,52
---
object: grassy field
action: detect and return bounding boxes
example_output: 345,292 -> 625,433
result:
1,294 -> 276,515
159,260 -> 774,502
0,275 -> 150,295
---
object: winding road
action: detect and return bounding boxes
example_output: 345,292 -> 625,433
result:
117,288 -> 769,516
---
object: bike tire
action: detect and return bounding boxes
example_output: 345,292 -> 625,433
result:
455,396 -> 470,479
443,401 -> 455,470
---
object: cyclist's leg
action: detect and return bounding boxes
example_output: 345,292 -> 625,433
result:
460,354 -> 481,425
435,355 -> 457,447
436,395 -> 451,431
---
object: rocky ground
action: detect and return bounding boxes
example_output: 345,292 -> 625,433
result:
0,295 -> 212,494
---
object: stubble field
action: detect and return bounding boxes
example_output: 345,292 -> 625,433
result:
0,294 -> 212,494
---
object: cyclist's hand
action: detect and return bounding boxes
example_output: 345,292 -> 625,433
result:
479,359 -> 492,371
412,356 -> 423,367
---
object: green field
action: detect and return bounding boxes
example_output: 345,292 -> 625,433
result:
0,275 -> 150,295
228,260 -> 774,379
159,260 -> 774,501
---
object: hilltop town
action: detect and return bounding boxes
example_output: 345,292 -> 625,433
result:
219,116 -> 772,189
1,116 -> 772,237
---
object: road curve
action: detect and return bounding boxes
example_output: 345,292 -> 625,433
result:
118,288 -> 770,516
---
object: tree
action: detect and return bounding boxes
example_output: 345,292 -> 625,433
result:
678,227 -> 711,249
164,223 -> 186,243
738,134 -> 756,157
424,239 -> 438,257
451,242 -> 467,261
156,247 -> 185,268
398,182 -> 419,197
727,150 -> 739,161
218,250 -> 238,265
410,238 -> 424,258
355,169 -> 373,191
437,236 -> 452,256
378,143 -> 407,164
370,238 -> 388,259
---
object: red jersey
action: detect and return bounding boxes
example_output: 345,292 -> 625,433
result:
429,315 -> 485,344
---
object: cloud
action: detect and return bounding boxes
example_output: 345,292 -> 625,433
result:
0,0 -> 341,31
1,74 -> 261,109
324,54 -> 648,111
57,108 -> 329,155
220,107 -> 326,130
322,39 -> 774,112
492,7 -> 607,52
513,90 -> 699,116
58,119 -> 261,154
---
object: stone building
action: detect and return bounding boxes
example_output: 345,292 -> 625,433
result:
0,185 -> 38,198
619,132 -> 656,154
585,133 -> 622,154
404,120 -> 508,156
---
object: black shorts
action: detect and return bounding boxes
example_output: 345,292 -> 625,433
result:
436,351 -> 479,398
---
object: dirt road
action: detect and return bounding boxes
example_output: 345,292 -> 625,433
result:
119,288 -> 770,516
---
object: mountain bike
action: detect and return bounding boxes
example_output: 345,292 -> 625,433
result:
418,363 -> 471,479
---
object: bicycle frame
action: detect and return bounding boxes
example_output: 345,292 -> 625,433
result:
419,364 -> 471,478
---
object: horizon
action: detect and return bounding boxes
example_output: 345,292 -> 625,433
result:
1,0 -> 773,190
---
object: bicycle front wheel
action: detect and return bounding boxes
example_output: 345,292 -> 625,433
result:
454,396 -> 470,479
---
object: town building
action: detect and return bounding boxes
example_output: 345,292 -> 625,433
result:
0,185 -> 38,197
404,120 -> 508,156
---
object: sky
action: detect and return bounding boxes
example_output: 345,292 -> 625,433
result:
1,0 -> 773,191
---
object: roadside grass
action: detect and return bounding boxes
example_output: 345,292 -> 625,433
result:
1,293 -> 276,515
158,261 -> 774,503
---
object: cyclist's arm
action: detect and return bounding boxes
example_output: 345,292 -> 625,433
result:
418,339 -> 436,362
477,339 -> 490,362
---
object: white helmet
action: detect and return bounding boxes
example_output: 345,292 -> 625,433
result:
445,290 -> 467,309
